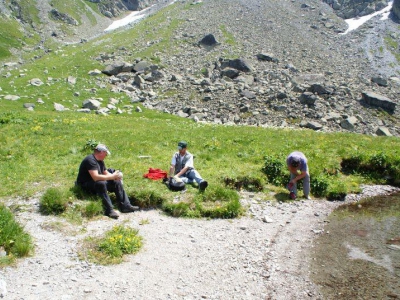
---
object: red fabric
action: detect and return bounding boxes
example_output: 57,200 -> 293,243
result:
143,168 -> 168,180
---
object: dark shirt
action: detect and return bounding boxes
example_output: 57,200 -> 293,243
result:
76,154 -> 106,184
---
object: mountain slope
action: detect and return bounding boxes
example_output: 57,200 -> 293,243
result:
0,0 -> 399,136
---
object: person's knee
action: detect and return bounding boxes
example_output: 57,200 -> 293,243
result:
94,181 -> 108,192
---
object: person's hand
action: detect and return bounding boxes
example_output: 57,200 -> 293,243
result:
173,175 -> 183,183
114,170 -> 123,180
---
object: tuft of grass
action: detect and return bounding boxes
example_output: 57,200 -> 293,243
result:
79,225 -> 143,265
81,201 -> 103,218
162,186 -> 243,218
39,187 -> 71,215
219,24 -> 236,46
0,204 -> 34,266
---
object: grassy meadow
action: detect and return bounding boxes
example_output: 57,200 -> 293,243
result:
1,1 -> 400,264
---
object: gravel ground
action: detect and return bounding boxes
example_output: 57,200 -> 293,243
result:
1,185 -> 399,300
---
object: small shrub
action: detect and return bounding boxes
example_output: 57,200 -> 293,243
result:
0,204 -> 33,265
310,175 -> 330,197
39,187 -> 70,215
99,225 -> 142,258
84,139 -> 99,151
82,201 -> 103,218
326,181 -> 348,201
262,155 -> 287,186
80,225 -> 143,265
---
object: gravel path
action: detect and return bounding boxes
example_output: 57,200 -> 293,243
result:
1,185 -> 399,300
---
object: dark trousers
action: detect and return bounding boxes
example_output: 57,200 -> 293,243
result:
80,180 -> 131,214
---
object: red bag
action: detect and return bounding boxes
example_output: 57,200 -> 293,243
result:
143,168 -> 168,180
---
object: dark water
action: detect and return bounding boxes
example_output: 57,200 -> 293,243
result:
311,193 -> 400,299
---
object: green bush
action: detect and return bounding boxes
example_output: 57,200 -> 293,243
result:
82,201 -> 103,218
310,175 -> 330,197
341,152 -> 400,186
0,204 -> 33,265
262,155 -> 287,186
39,188 -> 70,215
326,181 -> 348,201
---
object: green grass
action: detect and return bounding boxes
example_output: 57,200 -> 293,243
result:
220,24 -> 236,46
79,225 -> 143,265
0,204 -> 34,266
384,35 -> 400,63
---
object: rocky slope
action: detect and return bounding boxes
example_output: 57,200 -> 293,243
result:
88,0 -> 400,136
2,0 -> 400,137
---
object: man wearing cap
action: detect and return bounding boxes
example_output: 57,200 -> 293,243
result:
169,141 -> 208,191
286,151 -> 310,200
76,144 -> 139,219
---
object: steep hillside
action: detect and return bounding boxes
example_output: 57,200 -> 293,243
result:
1,0 -> 400,137
0,0 -> 162,60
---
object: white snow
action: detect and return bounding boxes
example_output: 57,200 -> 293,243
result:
341,1 -> 393,35
104,1 -> 178,32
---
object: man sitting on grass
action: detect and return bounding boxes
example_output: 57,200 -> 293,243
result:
76,144 -> 139,219
169,141 -> 208,191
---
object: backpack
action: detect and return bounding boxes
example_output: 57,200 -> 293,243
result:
165,177 -> 186,191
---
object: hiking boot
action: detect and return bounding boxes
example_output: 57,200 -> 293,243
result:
199,180 -> 208,191
289,192 -> 297,200
304,195 -> 311,200
106,210 -> 119,219
120,205 -> 140,213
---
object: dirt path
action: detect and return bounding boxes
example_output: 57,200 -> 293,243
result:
1,185 -> 398,299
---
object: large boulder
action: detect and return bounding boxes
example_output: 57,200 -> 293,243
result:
361,91 -> 396,113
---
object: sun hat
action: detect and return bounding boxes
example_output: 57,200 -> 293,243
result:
177,141 -> 188,150
95,144 -> 111,155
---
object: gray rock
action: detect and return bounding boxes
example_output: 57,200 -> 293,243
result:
376,126 -> 392,136
361,91 -> 396,113
299,92 -> 317,105
23,103 -> 35,109
82,99 -> 101,110
67,76 -> 76,85
371,76 -> 388,87
88,69 -> 102,76
256,53 -> 279,63
54,103 -> 65,111
29,78 -> 44,86
4,95 -> 20,101
133,61 -> 151,73
340,116 -> 358,131
199,34 -> 219,46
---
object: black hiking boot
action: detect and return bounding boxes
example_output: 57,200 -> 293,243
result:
120,205 -> 140,213
199,180 -> 208,191
106,210 -> 119,219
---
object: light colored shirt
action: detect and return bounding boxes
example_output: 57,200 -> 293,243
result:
171,152 -> 194,169
286,151 -> 308,172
